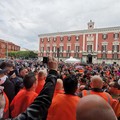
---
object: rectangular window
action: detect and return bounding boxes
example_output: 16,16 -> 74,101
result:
112,45 -> 119,52
53,38 -> 56,42
41,47 -> 44,52
75,46 -> 80,52
60,37 -> 63,41
46,53 -> 50,56
47,47 -> 50,52
60,46 -> 64,52
102,45 -> 107,52
87,45 -> 92,52
67,46 -> 70,52
102,53 -> 107,59
114,33 -> 119,39
68,36 -> 71,41
112,53 -> 118,59
59,53 -> 63,57
102,34 -> 108,40
52,46 -> 56,52
48,38 -> 50,42
66,53 -> 71,57
76,36 -> 79,41
74,53 -> 79,58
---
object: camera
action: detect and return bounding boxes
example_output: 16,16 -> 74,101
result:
43,57 -> 49,64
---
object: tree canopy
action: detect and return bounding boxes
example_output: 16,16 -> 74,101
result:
8,51 -> 38,59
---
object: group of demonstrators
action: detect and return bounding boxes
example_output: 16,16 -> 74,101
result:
0,57 -> 120,120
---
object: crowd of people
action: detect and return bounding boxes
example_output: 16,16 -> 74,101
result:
0,57 -> 120,120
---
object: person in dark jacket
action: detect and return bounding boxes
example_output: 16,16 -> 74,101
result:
0,56 -> 58,120
0,69 -> 15,103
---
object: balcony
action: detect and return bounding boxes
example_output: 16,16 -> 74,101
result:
87,50 -> 93,53
66,50 -> 71,53
82,51 -> 97,56
112,50 -> 118,53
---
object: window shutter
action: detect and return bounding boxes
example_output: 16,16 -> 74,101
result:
113,33 -> 115,38
106,34 -> 108,39
112,45 -> 114,52
102,34 -> 104,39
102,46 -> 103,51
117,45 -> 119,52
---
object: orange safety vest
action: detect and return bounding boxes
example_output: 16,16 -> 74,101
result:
112,100 -> 120,117
10,89 -> 38,118
79,69 -> 84,74
3,92 -> 9,119
47,94 -> 79,120
54,89 -> 64,97
35,79 -> 45,94
82,90 -> 113,105
109,87 -> 120,96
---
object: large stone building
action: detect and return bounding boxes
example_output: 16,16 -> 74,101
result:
38,20 -> 120,64
0,39 -> 20,58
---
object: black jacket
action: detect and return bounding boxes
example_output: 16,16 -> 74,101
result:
1,78 -> 15,103
10,70 -> 58,120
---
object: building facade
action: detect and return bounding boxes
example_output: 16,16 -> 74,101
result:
0,39 -> 20,58
38,20 -> 120,64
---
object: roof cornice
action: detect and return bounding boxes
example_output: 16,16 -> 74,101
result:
38,26 -> 120,38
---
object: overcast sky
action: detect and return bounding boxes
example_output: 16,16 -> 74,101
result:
0,0 -> 120,50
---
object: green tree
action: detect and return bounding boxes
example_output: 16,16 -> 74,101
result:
8,51 -> 38,59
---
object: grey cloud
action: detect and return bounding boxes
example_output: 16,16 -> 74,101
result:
0,0 -> 120,50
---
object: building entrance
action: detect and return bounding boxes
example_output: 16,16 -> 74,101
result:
87,54 -> 92,64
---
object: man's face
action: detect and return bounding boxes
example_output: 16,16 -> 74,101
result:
6,67 -> 13,74
0,74 -> 4,79
20,69 -> 28,77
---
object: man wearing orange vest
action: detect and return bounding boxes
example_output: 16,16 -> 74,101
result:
54,78 -> 64,96
47,75 -> 79,120
10,72 -> 38,118
35,70 -> 46,94
81,75 -> 113,106
112,98 -> 120,120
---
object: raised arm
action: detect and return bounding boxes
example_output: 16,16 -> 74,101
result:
13,57 -> 58,120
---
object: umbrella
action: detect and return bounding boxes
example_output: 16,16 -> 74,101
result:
64,56 -> 80,63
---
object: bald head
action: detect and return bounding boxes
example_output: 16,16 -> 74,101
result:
38,70 -> 46,80
76,95 -> 117,120
90,75 -> 103,88
56,79 -> 63,90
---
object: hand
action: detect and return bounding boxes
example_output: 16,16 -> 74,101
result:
48,57 -> 58,71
